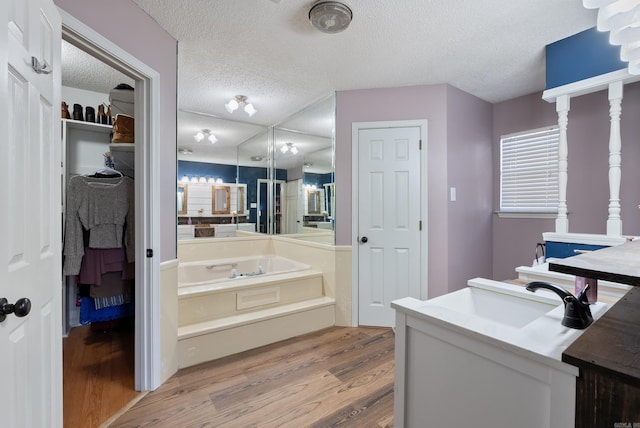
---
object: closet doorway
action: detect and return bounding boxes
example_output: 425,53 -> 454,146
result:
60,10 -> 161,426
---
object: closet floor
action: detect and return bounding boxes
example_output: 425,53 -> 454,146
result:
63,322 -> 139,428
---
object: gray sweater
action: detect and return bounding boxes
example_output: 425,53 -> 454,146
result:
63,175 -> 135,275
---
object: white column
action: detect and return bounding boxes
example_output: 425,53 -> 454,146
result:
556,95 -> 570,234
607,81 -> 623,236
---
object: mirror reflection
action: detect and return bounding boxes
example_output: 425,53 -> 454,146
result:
274,94 -> 335,240
176,93 -> 335,242
212,186 -> 230,214
177,183 -> 187,215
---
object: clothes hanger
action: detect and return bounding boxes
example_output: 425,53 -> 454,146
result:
85,167 -> 123,177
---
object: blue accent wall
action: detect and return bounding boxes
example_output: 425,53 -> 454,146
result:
544,241 -> 608,259
303,172 -> 333,188
546,27 -> 627,89
178,160 -> 236,183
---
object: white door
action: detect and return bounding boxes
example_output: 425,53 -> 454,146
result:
283,179 -> 302,234
1,0 -> 62,427
357,126 -> 422,327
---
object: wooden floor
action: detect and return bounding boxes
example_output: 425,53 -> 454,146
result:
63,323 -> 139,428
109,326 -> 395,427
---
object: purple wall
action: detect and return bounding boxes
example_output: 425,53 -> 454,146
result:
446,86 -> 494,291
492,82 -> 640,280
55,0 -> 178,262
336,85 -> 492,297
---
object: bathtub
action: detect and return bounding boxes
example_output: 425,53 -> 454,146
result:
178,255 -> 311,288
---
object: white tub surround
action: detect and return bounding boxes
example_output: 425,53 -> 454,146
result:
178,255 -> 310,287
176,237 -> 345,368
159,259 -> 179,384
392,278 -> 610,428
178,235 -> 273,263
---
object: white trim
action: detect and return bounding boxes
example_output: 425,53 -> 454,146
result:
351,120 -> 428,326
496,212 -> 558,219
60,9 -> 162,390
542,68 -> 640,102
542,232 -> 632,246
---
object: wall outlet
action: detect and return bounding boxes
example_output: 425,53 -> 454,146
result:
450,187 -> 457,202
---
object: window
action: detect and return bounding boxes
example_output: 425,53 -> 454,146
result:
500,126 -> 559,215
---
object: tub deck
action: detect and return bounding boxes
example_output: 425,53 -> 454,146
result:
177,266 -> 335,368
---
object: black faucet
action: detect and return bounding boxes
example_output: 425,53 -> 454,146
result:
525,281 -> 593,329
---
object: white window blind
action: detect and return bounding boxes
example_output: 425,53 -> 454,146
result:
500,126 -> 559,213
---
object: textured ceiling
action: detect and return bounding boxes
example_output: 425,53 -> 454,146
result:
131,0 -> 596,125
62,0 -> 598,165
61,40 -> 134,95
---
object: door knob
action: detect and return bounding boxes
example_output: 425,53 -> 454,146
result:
360,236 -> 368,243
0,297 -> 31,322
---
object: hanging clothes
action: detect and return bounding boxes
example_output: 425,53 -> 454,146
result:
63,172 -> 135,327
63,175 -> 135,275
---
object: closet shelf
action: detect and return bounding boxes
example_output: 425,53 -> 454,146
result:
62,118 -> 112,134
109,143 -> 135,152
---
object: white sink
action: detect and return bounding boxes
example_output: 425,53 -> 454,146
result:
426,282 -> 559,328
393,277 -> 610,360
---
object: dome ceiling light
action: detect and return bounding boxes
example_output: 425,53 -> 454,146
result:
280,142 -> 299,155
194,128 -> 217,144
309,1 -> 353,34
225,95 -> 257,117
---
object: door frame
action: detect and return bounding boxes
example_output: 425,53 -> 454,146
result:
60,10 -> 162,390
351,120 -> 429,326
257,178 -> 286,234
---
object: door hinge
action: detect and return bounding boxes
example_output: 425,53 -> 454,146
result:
419,139 -> 422,150
146,249 -> 153,258
419,220 -> 422,231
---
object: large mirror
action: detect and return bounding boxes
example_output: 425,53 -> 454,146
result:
176,93 -> 335,242
274,94 -> 335,242
237,129 -> 270,233
212,186 -> 231,214
177,183 -> 188,215
177,111 -> 266,233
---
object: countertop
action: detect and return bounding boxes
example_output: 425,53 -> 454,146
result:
549,239 -> 640,286
549,240 -> 640,387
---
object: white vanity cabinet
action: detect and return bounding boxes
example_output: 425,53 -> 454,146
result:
391,279 -> 609,428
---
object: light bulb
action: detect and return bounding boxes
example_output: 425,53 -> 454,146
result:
291,146 -> 299,155
194,132 -> 204,142
225,99 -> 239,113
208,133 -> 217,143
244,103 -> 257,117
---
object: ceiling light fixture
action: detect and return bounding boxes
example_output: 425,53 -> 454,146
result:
309,1 -> 353,34
194,129 -> 217,144
280,142 -> 299,155
225,95 -> 257,117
